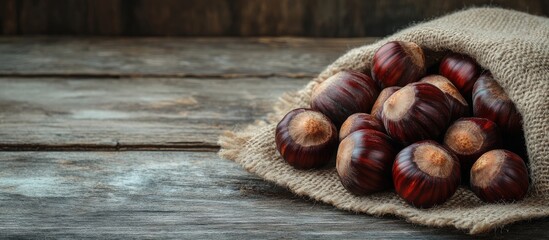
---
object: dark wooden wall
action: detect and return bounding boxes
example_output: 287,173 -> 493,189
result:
1,0 -> 548,37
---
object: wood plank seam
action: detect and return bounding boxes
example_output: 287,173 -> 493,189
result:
0,143 -> 220,152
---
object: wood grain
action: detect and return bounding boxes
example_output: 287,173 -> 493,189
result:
18,0 -> 88,35
5,0 -> 549,36
0,151 -> 546,239
0,37 -> 371,77
0,77 -> 308,150
0,37 -> 371,150
86,0 -> 124,35
0,0 -> 17,34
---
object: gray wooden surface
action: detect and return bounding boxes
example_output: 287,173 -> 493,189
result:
0,37 -> 369,77
0,77 -> 308,150
0,38 -> 547,239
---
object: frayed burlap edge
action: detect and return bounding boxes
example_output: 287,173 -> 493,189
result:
218,7 -> 549,235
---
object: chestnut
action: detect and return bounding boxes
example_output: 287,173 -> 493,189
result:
337,129 -> 399,195
370,86 -> 401,121
339,113 -> 384,141
275,108 -> 338,169
371,41 -> 426,88
443,117 -> 501,183
311,70 -> 379,127
419,75 -> 469,121
439,53 -> 480,100
381,82 -> 451,145
470,150 -> 529,203
392,140 -> 461,208
472,73 -> 525,155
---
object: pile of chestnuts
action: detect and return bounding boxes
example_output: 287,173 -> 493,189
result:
275,40 -> 529,208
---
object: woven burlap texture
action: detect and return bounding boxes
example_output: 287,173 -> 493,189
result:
218,7 -> 549,234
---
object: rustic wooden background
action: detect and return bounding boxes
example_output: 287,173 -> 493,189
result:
1,1 -> 548,238
1,0 -> 548,36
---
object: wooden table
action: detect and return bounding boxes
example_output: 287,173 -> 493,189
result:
0,37 -> 546,239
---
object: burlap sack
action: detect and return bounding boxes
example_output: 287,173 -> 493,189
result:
218,7 -> 549,234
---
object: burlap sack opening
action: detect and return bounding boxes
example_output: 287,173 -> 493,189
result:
218,7 -> 549,234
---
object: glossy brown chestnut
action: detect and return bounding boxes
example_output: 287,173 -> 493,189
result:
339,113 -> 384,141
311,70 -> 380,127
381,82 -> 451,145
443,117 -> 501,183
472,73 -> 525,155
370,86 -> 401,121
420,75 -> 469,121
439,53 -> 480,100
275,108 -> 338,169
392,140 -> 461,208
371,41 -> 426,88
470,150 -> 529,203
337,129 -> 399,195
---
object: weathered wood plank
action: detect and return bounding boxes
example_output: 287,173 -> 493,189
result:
0,0 -> 17,34
0,151 -> 546,239
6,0 -> 549,36
86,0 -> 124,35
0,37 -> 372,77
0,77 -> 308,150
18,0 -> 89,35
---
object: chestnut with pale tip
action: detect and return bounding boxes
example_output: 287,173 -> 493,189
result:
337,129 -> 399,195
381,82 -> 451,145
371,41 -> 426,88
472,73 -> 525,157
311,70 -> 379,127
420,75 -> 469,121
443,117 -> 501,183
470,150 -> 529,203
392,140 -> 461,208
370,86 -> 401,121
439,53 -> 480,101
339,113 -> 384,141
275,108 -> 338,169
